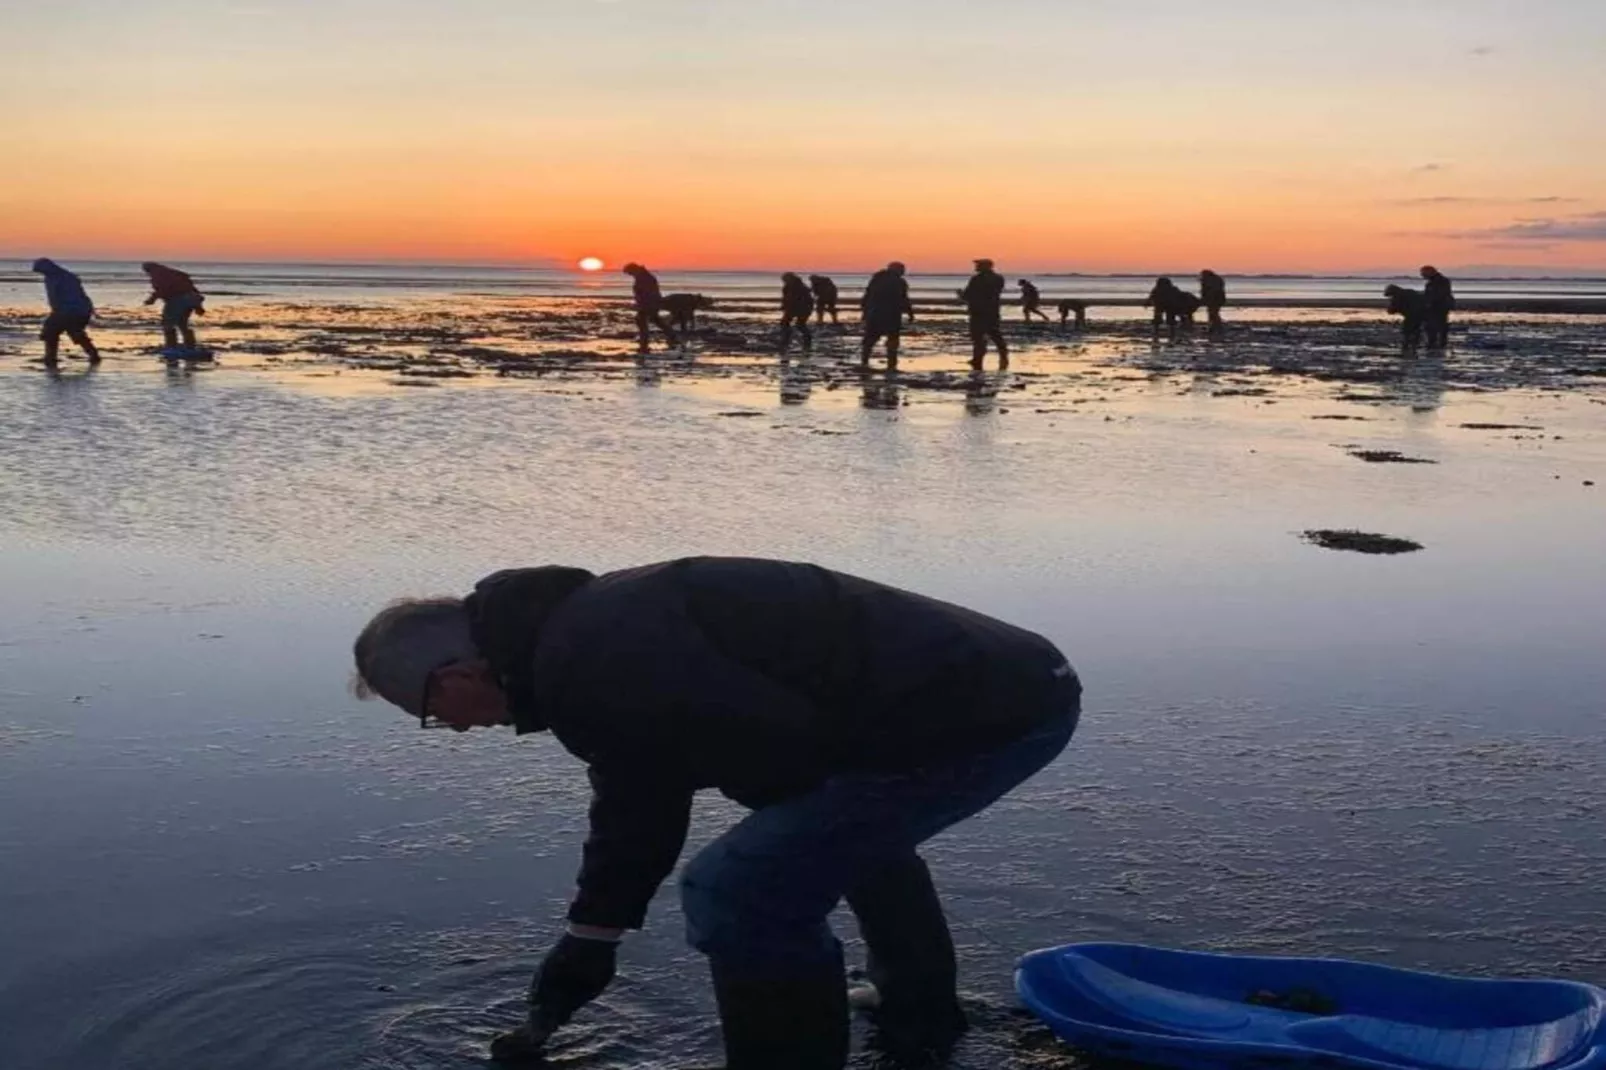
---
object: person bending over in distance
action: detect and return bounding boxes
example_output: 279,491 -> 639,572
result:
1018,279 -> 1051,323
142,262 -> 206,355
30,259 -> 100,367
1057,298 -> 1089,330
860,262 -> 914,370
1199,270 -> 1227,334
780,272 -> 815,353
662,293 -> 715,335
809,274 -> 840,324
351,557 -> 1081,1070
1145,277 -> 1201,341
622,263 -> 680,352
1420,266 -> 1455,349
1385,284 -> 1426,351
959,259 -> 1009,371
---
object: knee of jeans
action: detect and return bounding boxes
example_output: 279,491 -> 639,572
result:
680,842 -> 742,954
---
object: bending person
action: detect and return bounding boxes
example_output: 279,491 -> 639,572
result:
31,259 -> 100,366
142,262 -> 206,355
352,557 -> 1080,1070
623,263 -> 680,352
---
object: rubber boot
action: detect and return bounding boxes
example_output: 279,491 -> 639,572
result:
708,952 -> 849,1070
846,855 -> 969,1064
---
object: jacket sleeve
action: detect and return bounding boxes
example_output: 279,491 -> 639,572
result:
568,766 -> 693,929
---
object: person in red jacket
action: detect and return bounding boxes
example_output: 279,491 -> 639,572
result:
141,262 -> 206,355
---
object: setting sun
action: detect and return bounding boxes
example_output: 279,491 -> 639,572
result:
578,257 -> 605,272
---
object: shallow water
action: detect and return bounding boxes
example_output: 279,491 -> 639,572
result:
1,314 -> 1604,1068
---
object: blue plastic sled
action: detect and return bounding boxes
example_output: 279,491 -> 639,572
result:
1017,943 -> 1605,1070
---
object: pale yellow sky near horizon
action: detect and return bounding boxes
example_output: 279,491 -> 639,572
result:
2,0 -> 1603,271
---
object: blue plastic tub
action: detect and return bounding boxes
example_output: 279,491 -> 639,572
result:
1017,943 -> 1605,1070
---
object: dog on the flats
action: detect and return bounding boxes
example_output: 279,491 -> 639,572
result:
663,293 -> 716,333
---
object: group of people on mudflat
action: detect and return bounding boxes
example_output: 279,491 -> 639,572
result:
28,259 -> 206,367
29,257 -> 1454,370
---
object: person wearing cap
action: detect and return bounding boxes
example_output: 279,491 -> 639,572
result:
141,262 -> 206,355
30,259 -> 101,367
959,259 -> 1008,370
1420,266 -> 1455,349
351,557 -> 1081,1070
622,263 -> 680,352
859,262 -> 915,369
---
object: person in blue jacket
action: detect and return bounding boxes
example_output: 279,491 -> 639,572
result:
30,259 -> 101,366
352,557 -> 1081,1070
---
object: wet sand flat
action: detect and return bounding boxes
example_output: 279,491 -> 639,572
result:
1,293 -> 1603,1069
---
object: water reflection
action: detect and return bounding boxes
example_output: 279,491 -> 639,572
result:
965,371 -> 1002,416
858,370 -> 903,411
779,357 -> 812,406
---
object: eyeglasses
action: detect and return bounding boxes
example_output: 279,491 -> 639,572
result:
417,668 -> 455,730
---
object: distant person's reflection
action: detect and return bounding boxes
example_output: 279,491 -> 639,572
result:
858,368 -> 903,411
780,356 -> 812,406
43,361 -> 99,385
634,355 -> 662,388
964,370 -> 1000,416
1397,349 -> 1447,415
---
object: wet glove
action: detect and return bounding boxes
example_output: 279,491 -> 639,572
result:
489,935 -> 618,1063
528,932 -> 618,1026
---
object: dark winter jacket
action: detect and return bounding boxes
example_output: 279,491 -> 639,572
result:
781,275 -> 815,317
809,275 -> 839,303
861,270 -> 913,328
145,263 -> 200,300
1200,272 -> 1227,309
960,269 -> 1006,320
630,270 -> 665,311
32,259 -> 94,317
463,557 -> 1077,929
1423,271 -> 1455,314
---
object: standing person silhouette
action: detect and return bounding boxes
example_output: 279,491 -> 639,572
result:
860,262 -> 914,370
809,275 -> 840,325
780,272 -> 816,353
1420,266 -> 1455,349
30,259 -> 100,367
622,263 -> 680,353
141,262 -> 206,355
959,259 -> 1008,370
1199,270 -> 1227,334
1017,279 -> 1050,324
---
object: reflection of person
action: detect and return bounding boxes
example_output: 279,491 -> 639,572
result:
959,259 -> 1008,370
353,558 -> 1081,1070
622,263 -> 680,352
142,262 -> 205,354
1384,284 -> 1426,350
860,262 -> 914,369
809,275 -> 840,324
1199,270 -> 1227,333
780,272 -> 815,352
30,259 -> 100,366
1420,266 -> 1454,349
1017,279 -> 1050,323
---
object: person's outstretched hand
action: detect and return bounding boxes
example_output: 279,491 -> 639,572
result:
490,932 -> 618,1061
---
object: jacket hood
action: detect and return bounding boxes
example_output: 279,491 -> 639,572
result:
31,258 -> 62,275
465,566 -> 596,731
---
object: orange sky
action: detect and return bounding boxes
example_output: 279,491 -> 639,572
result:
3,1 -> 1603,272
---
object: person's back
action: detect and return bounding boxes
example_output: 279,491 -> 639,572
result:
1422,268 -> 1453,312
33,259 -> 93,317
862,268 -> 909,324
810,275 -> 838,302
144,262 -> 198,299
782,274 -> 814,315
629,267 -> 664,310
1200,271 -> 1226,308
962,268 -> 1005,317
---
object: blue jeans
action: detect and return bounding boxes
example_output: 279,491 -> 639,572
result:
681,695 -> 1079,977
